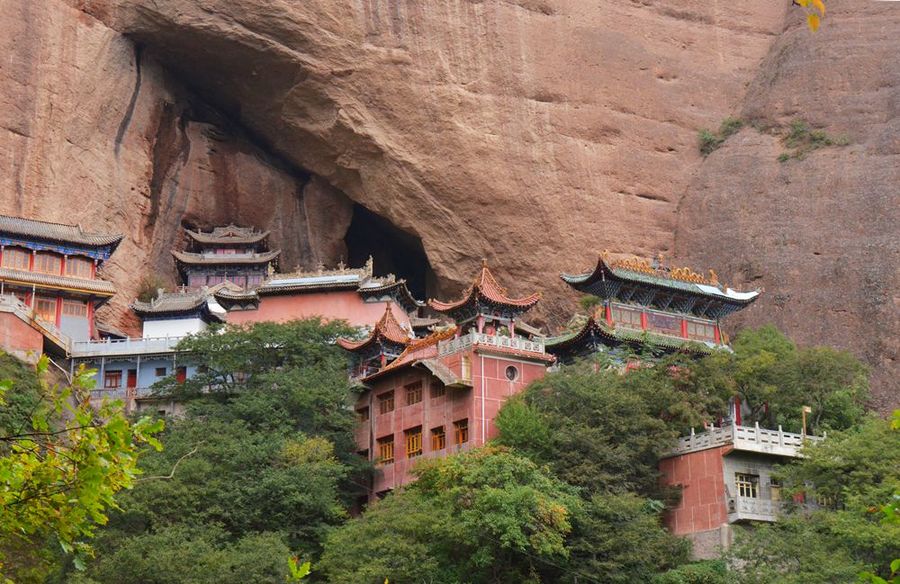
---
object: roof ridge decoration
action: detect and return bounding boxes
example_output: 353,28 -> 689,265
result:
0,214 -> 124,248
428,259 -> 541,313
268,256 -> 374,282
560,252 -> 761,309
337,304 -> 412,351
185,224 -> 271,245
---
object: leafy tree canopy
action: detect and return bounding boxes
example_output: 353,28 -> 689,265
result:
72,319 -> 363,583
0,355 -> 162,582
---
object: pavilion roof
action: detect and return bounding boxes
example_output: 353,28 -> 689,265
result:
171,249 -> 281,266
131,288 -> 224,321
544,314 -> 718,356
561,254 -> 760,314
0,214 -> 123,248
361,326 -> 457,382
257,258 -> 373,295
185,224 -> 270,245
428,260 -> 541,314
357,278 -> 424,312
0,267 -> 116,296
337,305 -> 412,352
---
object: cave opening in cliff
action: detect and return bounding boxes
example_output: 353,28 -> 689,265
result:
344,204 -> 436,301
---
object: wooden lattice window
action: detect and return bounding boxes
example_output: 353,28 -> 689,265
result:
431,426 -> 446,451
454,419 -> 469,445
357,407 -> 370,422
735,473 -> 759,498
104,371 -> 122,388
2,247 -> 30,270
378,391 -> 395,414
431,382 -> 446,399
34,297 -> 56,322
62,299 -> 87,317
405,426 -> 423,458
34,252 -> 61,275
377,436 -> 394,464
65,256 -> 93,278
405,381 -> 423,405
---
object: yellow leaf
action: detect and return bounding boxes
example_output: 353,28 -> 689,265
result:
807,13 -> 820,32
812,0 -> 826,16
795,0 -> 809,6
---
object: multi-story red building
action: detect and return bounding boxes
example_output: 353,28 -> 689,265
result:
0,215 -> 122,358
341,262 -> 553,497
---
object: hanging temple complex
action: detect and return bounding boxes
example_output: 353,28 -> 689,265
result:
0,213 -> 823,555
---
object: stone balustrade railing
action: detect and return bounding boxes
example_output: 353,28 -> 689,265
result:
71,336 -> 185,357
728,495 -> 784,521
438,332 -> 545,357
669,422 -> 824,457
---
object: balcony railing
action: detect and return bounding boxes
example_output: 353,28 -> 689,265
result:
437,332 -> 545,357
727,495 -> 784,522
71,336 -> 185,358
669,422 -> 824,458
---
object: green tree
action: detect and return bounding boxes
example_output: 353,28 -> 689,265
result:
0,355 -> 162,582
728,416 -> 900,582
319,447 -> 578,584
495,357 -> 718,497
691,326 -> 868,434
76,320 -> 362,583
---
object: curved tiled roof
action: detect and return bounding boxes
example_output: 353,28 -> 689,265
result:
362,326 -> 457,381
428,260 -> 541,314
0,214 -> 123,248
186,225 -> 270,245
337,305 -> 412,351
544,315 -> 718,356
172,249 -> 281,266
357,279 -> 424,312
0,267 -> 116,295
131,289 -> 224,321
561,255 -> 760,307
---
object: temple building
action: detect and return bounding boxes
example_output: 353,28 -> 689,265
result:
546,254 -> 760,361
217,258 -> 422,332
341,261 -> 553,498
659,423 -> 823,558
174,225 -> 280,289
0,215 -> 122,359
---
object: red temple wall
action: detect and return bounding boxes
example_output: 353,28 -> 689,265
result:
358,347 -> 549,494
226,291 -> 411,329
659,446 -> 730,535
0,312 -> 44,362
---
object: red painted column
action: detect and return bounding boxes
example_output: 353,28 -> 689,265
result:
640,311 -> 648,331
714,324 -> 721,344
681,319 -> 688,338
90,260 -> 97,279
604,304 -> 613,325
28,251 -> 34,272
54,297 -> 62,327
60,255 -> 67,276
87,300 -> 95,339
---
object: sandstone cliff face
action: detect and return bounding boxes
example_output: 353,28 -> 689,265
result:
677,0 -> 900,408
0,0 -> 352,330
1,0 -> 895,406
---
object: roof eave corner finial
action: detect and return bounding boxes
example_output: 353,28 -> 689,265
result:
364,255 -> 374,277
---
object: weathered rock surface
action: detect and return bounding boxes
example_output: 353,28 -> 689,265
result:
1,0 -> 896,406
677,1 -> 900,409
0,0 -> 351,331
